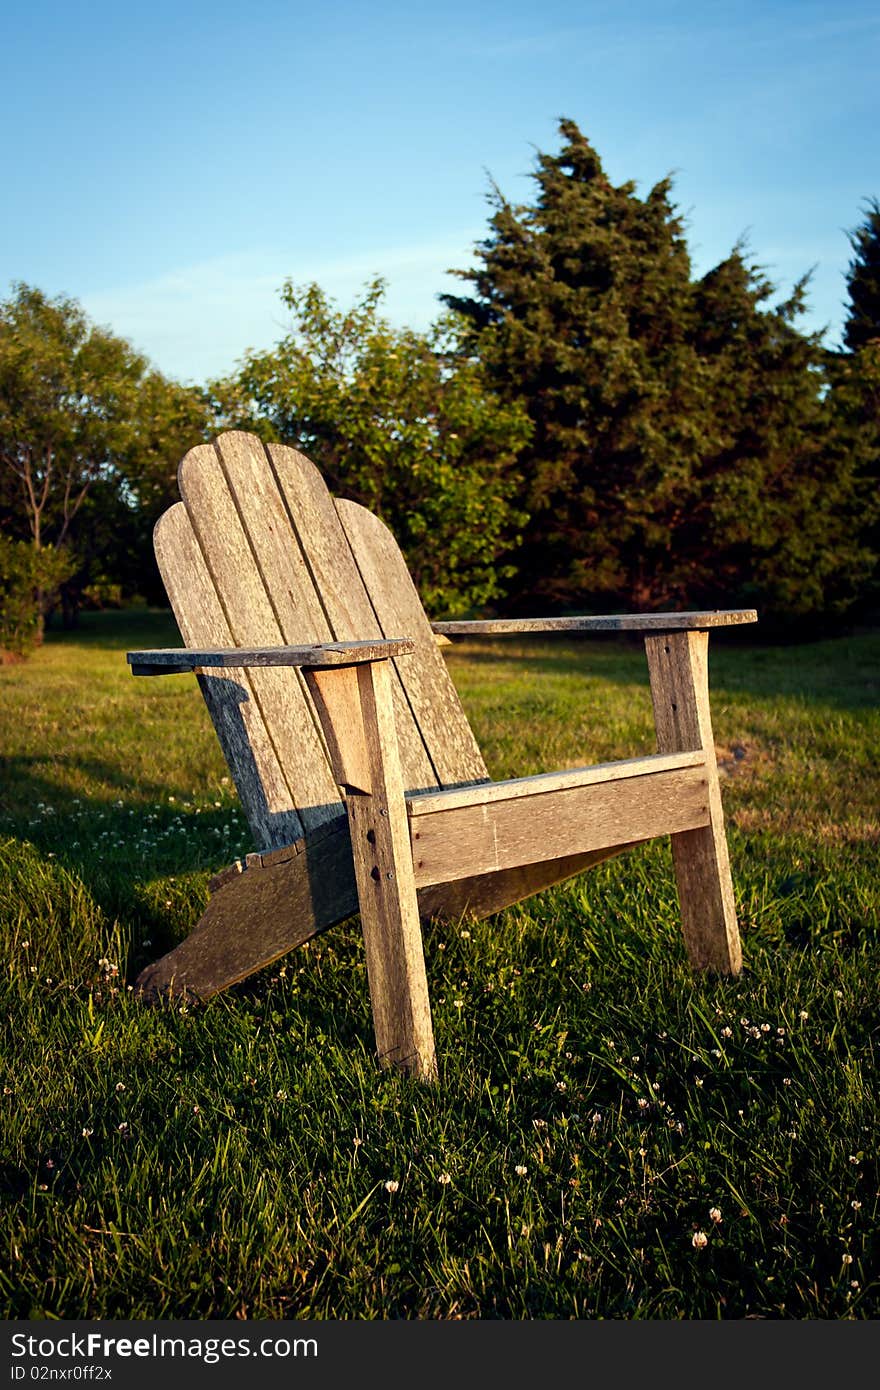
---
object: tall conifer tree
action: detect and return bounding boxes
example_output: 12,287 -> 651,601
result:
843,198 -> 880,351
445,119 -> 873,620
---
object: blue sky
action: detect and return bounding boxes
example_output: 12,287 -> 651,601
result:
3,0 -> 878,385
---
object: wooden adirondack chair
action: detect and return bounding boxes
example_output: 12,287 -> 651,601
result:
128,430 -> 757,1079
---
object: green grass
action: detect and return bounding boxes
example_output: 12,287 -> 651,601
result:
1,609 -> 878,1319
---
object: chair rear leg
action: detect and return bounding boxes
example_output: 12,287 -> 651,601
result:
644,630 -> 742,974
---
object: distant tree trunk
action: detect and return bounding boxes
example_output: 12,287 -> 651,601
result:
61,582 -> 80,629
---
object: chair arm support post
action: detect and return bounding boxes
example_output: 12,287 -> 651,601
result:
643,631 -> 742,974
304,659 -> 438,1081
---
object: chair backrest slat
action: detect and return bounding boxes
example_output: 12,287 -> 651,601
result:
336,499 -> 488,788
154,502 -> 307,850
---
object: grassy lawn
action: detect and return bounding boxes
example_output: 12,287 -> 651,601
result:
1,609 -> 878,1319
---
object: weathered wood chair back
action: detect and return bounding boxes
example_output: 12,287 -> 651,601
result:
155,431 -> 488,851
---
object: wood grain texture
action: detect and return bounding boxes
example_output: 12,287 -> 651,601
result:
337,499 -> 489,789
266,440 -> 437,793
214,430 -> 330,638
304,664 -> 372,793
135,819 -> 357,1000
410,765 -> 711,888
345,659 -> 437,1079
154,503 -> 304,851
127,638 -> 416,672
432,611 -> 757,635
137,828 -> 638,1001
644,631 -> 742,973
416,843 -> 638,921
178,441 -> 341,834
406,749 -> 705,815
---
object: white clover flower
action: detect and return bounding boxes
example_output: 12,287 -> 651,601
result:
709,1207 -> 722,1224
81,1128 -> 93,1138
842,1253 -> 853,1266
384,1179 -> 399,1193
515,1164 -> 528,1176
692,1231 -> 708,1249
438,1172 -> 452,1185
115,1082 -> 125,1092
637,1098 -> 649,1110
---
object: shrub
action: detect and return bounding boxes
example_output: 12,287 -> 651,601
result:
0,538 -> 74,658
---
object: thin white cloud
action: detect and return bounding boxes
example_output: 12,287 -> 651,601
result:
81,236 -> 482,385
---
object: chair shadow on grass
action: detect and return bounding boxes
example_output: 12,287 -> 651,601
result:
1,755 -> 247,979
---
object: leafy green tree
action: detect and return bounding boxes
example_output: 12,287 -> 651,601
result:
212,278 -> 530,615
0,283 -> 212,624
843,198 -> 880,351
0,284 -> 146,552
445,119 -> 874,621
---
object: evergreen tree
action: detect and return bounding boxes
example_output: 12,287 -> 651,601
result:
445,119 -> 874,620
833,197 -> 880,607
843,198 -> 880,351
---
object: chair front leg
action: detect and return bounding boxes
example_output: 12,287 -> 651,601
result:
306,659 -> 438,1080
643,630 -> 742,974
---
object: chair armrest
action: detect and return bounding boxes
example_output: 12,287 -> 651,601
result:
127,638 -> 415,676
431,610 -> 757,637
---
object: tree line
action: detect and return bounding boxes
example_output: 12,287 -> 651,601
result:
2,120 -> 878,656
